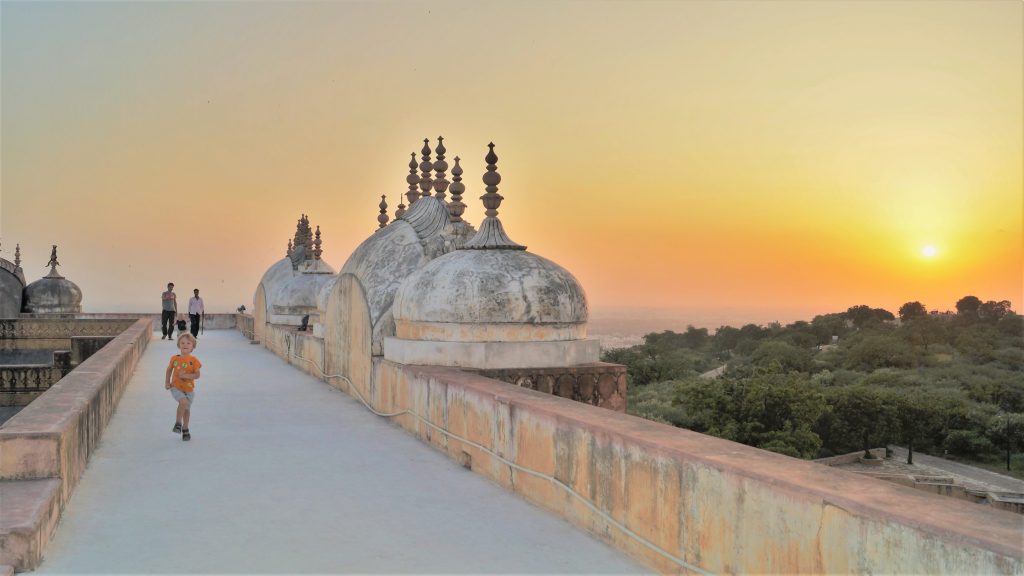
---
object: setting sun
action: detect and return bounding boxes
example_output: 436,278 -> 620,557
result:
922,245 -> 939,259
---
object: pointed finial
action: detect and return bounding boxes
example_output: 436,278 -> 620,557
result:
313,226 -> 323,260
395,195 -> 406,219
432,136 -> 449,201
287,238 -> 293,257
14,243 -> 21,268
462,142 -> 525,250
406,153 -> 420,205
378,194 -> 389,228
419,138 -> 433,197
481,142 -> 502,218
448,156 -> 466,222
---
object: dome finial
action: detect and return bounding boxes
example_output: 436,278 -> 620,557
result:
44,245 -> 66,278
419,138 -> 433,198
481,142 -> 502,218
14,243 -> 21,268
406,152 -> 420,206
378,194 -> 390,228
463,142 -> 525,250
448,156 -> 466,222
313,226 -> 323,260
432,135 -> 449,201
395,194 -> 406,219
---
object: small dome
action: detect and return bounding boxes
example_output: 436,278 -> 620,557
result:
24,270 -> 82,314
394,249 -> 588,331
23,246 -> 82,314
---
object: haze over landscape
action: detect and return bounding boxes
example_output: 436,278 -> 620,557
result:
2,1 -> 1020,330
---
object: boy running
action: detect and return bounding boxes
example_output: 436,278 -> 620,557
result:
165,333 -> 202,441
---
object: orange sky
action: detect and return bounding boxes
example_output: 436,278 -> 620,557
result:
1,1 -> 1021,326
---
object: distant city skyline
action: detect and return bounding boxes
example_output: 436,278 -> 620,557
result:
2,1 -> 1020,321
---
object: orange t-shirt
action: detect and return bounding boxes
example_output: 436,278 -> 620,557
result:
168,354 -> 202,393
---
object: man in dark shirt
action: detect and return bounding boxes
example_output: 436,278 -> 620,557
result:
161,283 -> 177,340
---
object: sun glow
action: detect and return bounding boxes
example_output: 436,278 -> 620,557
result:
921,245 -> 939,259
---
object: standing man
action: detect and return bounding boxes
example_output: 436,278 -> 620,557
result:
161,282 -> 177,340
188,289 -> 205,338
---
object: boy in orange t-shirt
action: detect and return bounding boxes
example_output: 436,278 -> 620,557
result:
165,332 -> 202,441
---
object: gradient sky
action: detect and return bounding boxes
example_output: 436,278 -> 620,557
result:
2,1 -> 1021,326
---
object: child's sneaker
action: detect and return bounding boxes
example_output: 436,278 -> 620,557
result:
172,423 -> 182,434
182,429 -> 191,441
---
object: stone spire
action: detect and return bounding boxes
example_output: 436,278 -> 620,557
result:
395,195 -> 406,220
313,226 -> 323,260
45,245 -> 65,278
406,153 -> 420,206
418,138 -> 433,198
287,238 -> 293,258
448,156 -> 466,222
432,136 -> 449,201
462,143 -> 525,250
14,243 -> 21,268
378,195 -> 389,228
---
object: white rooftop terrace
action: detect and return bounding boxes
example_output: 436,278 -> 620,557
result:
34,330 -> 645,574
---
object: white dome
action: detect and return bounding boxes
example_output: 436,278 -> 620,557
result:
272,259 -> 336,314
392,249 -> 588,342
255,257 -> 295,315
24,271 -> 82,314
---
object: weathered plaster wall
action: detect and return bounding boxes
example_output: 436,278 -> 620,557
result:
321,274 -> 372,390
0,319 -> 150,570
364,362 -> 1022,574
253,284 -> 267,343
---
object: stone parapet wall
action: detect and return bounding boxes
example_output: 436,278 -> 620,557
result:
0,319 -> 150,569
357,360 -> 1022,574
478,363 -> 627,412
236,313 -> 255,341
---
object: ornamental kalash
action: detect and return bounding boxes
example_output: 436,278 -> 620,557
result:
253,139 -> 627,411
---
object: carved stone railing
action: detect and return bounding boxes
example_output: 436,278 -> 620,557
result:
0,319 -> 135,341
0,366 -> 65,406
479,363 -> 628,412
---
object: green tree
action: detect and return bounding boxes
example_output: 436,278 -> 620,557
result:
892,388 -> 943,464
845,334 -> 915,370
828,386 -> 894,458
750,340 -> 813,373
898,301 -> 927,321
987,412 -> 1024,471
979,300 -> 1013,323
996,312 -> 1023,337
956,295 -> 982,319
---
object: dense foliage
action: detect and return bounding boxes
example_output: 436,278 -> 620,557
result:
602,298 -> 1024,471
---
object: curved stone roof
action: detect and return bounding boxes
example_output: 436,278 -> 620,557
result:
24,271 -> 83,313
256,257 -> 295,315
393,249 -> 588,327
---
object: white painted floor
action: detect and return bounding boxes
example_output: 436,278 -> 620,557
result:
36,330 -> 647,574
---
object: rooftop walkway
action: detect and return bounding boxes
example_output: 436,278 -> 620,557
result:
35,330 -> 646,574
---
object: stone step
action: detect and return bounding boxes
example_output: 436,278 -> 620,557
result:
0,479 -> 62,571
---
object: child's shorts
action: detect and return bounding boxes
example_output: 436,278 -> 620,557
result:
170,388 -> 195,407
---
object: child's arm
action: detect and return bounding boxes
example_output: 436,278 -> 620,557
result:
179,369 -> 201,381
165,365 -> 173,389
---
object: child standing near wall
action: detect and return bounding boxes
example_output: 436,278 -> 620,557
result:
165,333 -> 202,441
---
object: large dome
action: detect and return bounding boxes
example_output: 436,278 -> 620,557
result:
393,249 -> 588,341
383,143 -> 598,369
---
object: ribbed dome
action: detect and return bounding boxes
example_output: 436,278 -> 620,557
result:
24,271 -> 82,313
256,257 -> 295,313
394,250 -> 587,327
275,260 -> 335,310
